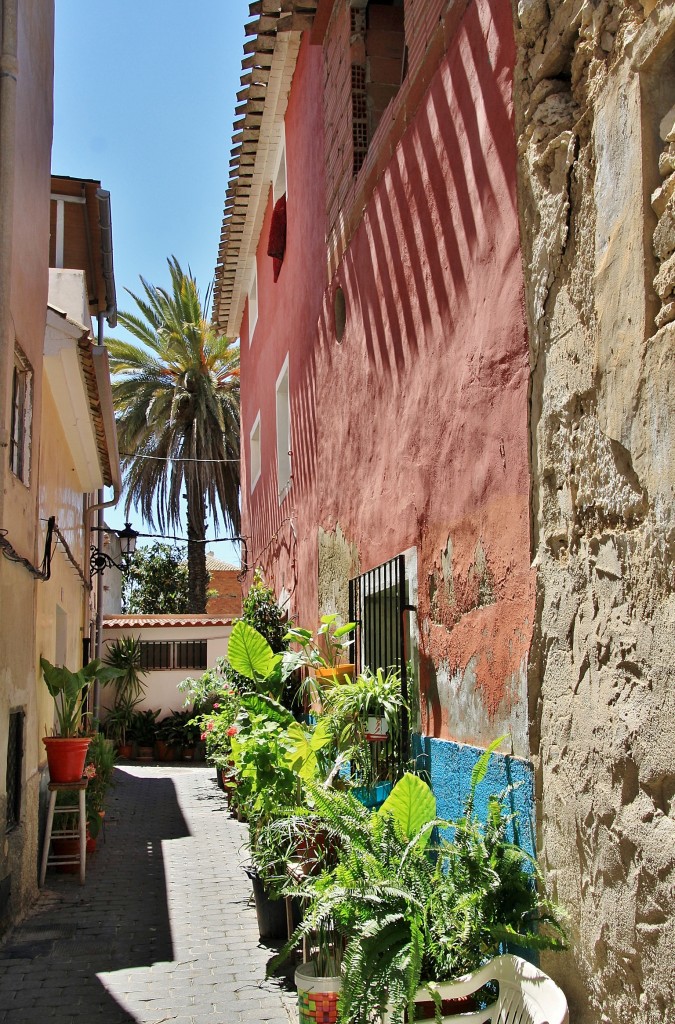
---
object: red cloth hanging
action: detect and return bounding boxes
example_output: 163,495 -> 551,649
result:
267,193 -> 287,282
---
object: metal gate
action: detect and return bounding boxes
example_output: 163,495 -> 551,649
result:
348,554 -> 412,774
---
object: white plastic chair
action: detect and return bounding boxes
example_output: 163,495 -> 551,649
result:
414,954 -> 569,1024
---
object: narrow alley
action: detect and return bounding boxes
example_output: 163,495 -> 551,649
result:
0,766 -> 295,1024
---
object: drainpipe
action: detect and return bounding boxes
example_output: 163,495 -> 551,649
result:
88,312 -> 121,716
96,189 -> 117,329
0,0 -> 19,525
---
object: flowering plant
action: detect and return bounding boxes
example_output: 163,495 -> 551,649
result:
190,688 -> 242,770
84,732 -> 116,836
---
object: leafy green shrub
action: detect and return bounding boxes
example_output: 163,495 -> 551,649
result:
271,746 -> 567,1024
122,542 -> 190,614
222,570 -> 292,697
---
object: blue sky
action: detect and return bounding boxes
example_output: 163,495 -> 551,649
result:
52,0 -> 251,565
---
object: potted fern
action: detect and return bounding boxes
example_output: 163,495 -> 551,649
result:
272,745 -> 566,1024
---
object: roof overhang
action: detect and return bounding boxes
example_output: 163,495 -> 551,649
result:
50,175 -> 117,327
103,615 -> 235,629
44,305 -> 121,493
212,1 -> 318,336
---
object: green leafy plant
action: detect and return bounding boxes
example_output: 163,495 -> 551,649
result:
103,692 -> 141,749
285,613 -> 356,671
230,695 -> 297,817
103,635 -> 147,704
84,732 -> 117,836
230,691 -> 336,861
178,656 -> 229,710
189,687 -> 241,769
156,708 -> 190,751
220,570 -> 292,698
323,667 -> 407,788
226,620 -> 299,701
272,751 -> 566,1023
102,637 -> 149,751
240,568 -> 289,653
128,708 -> 161,747
40,657 -> 123,737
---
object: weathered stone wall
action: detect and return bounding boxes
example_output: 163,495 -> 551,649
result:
513,1 -> 675,1020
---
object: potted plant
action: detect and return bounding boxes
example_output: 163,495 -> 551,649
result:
180,713 -> 203,761
102,637 -> 148,757
188,687 -> 241,784
103,635 -> 147,703
225,622 -> 336,938
40,657 -> 122,783
323,666 -> 407,803
103,692 -> 141,758
153,708 -> 187,760
154,715 -> 178,762
128,708 -> 161,760
272,745 -> 566,1024
285,614 -> 356,696
83,731 -> 116,851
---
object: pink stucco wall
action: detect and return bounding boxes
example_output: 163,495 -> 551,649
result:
240,1 -> 533,749
240,35 -> 326,620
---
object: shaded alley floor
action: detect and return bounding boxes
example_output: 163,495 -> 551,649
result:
0,765 -> 296,1024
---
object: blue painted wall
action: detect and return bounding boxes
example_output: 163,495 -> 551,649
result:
411,735 -> 536,858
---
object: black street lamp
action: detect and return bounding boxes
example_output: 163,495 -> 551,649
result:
90,521 -> 139,577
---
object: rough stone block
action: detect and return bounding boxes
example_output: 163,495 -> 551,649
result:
654,250 -> 675,301
651,171 -> 675,218
653,197 -> 675,262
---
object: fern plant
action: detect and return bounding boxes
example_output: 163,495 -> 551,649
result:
271,749 -> 567,1024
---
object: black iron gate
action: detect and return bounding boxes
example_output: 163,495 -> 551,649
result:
348,554 -> 412,775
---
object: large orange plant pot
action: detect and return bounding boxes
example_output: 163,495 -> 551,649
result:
42,736 -> 91,783
314,663 -> 355,686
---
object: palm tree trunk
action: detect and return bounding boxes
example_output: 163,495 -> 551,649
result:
186,491 -> 208,613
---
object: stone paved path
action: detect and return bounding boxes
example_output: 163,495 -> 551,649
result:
0,765 -> 297,1024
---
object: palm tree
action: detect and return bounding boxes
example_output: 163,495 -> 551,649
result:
107,256 -> 240,612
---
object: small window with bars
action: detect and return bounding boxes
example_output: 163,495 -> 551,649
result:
6,711 -> 24,831
139,640 -> 207,672
10,348 -> 33,485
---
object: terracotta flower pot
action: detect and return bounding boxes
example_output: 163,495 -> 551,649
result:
155,740 -> 176,762
43,736 -> 91,783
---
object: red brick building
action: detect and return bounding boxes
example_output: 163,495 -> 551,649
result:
205,553 -> 242,618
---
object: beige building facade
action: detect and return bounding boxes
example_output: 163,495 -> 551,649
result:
0,0 -> 56,933
0,0 -> 120,934
100,615 -> 233,717
514,0 -> 675,1019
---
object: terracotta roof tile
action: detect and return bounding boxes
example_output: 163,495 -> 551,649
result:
103,615 -> 234,629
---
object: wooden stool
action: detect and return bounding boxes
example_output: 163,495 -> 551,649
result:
39,779 -> 88,886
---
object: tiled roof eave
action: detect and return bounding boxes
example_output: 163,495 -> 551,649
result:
76,335 -> 114,488
212,2 -> 318,336
103,615 -> 235,629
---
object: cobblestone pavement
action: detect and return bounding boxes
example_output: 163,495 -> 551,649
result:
0,765 -> 297,1024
